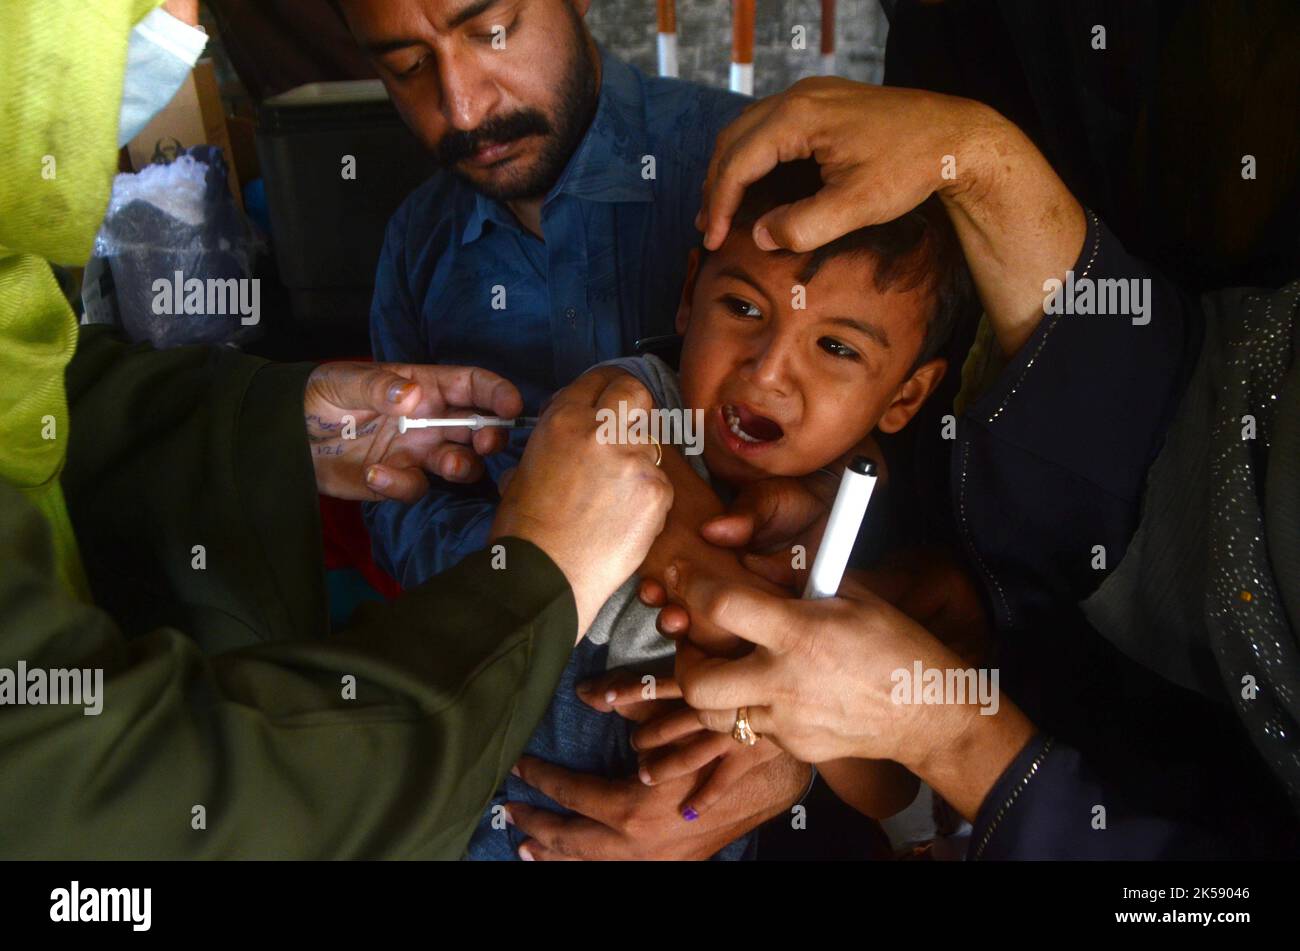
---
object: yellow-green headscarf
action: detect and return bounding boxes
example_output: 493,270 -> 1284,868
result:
0,0 -> 163,598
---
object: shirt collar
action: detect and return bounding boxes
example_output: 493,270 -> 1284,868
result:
462,47 -> 652,245
462,192 -> 518,245
547,48 -> 653,204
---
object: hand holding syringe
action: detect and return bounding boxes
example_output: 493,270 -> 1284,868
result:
397,415 -> 540,434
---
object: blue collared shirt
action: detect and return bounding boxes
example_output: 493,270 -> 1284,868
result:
365,50 -> 748,586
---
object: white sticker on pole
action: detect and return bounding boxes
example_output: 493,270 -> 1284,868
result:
657,32 -> 678,77
730,61 -> 754,96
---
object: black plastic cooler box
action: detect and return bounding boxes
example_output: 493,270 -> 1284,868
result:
255,80 -> 439,337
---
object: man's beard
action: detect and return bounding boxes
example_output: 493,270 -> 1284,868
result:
434,14 -> 598,202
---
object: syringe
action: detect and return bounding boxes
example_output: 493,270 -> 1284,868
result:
397,415 -> 540,434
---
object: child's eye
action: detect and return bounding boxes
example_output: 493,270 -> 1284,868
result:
723,296 -> 762,319
818,337 -> 860,360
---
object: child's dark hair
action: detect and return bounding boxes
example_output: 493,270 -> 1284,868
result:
719,159 -> 976,373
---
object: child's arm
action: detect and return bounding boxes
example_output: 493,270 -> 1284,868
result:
818,758 -> 920,820
637,443 -> 791,656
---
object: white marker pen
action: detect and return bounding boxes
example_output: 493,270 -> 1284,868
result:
397,415 -> 539,434
802,456 -> 877,600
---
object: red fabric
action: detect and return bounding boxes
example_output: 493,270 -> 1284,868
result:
318,495 -> 403,600
311,353 -> 402,599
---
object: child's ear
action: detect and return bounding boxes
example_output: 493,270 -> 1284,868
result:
877,358 -> 948,434
675,248 -> 701,335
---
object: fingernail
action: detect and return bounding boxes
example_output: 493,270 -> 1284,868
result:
365,466 -> 389,489
442,457 -> 463,479
604,690 -> 618,705
518,845 -> 534,861
510,764 -> 521,778
753,224 -> 776,251
501,806 -> 514,826
682,806 -> 699,822
639,766 -> 654,786
576,682 -> 593,697
387,381 -> 415,403
664,563 -> 679,590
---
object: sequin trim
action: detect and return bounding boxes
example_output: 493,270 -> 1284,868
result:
959,439 -> 1011,623
986,209 -> 1101,423
959,210 -> 1103,629
970,736 -> 1056,860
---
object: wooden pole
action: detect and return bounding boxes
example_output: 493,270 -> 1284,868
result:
656,0 -> 678,77
821,0 -> 837,75
731,0 -> 755,95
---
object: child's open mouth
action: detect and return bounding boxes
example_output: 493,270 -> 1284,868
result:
720,403 -> 785,450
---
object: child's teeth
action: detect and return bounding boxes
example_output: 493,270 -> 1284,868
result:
724,405 -> 762,443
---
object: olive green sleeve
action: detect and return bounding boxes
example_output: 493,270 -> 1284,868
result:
0,328 -> 577,859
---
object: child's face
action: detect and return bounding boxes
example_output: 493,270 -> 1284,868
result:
677,230 -> 947,485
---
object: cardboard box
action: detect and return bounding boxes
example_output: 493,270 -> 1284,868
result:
125,59 -> 243,209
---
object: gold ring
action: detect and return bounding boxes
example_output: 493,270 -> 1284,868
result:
649,435 -> 663,467
732,707 -> 759,746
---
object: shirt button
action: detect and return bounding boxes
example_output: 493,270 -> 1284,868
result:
565,307 -> 576,328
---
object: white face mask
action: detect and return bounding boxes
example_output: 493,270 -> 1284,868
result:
118,7 -> 210,148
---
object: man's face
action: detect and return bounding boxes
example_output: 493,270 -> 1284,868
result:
341,0 -> 598,201
677,231 -> 942,486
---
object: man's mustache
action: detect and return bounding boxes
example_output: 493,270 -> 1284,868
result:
435,110 -> 553,166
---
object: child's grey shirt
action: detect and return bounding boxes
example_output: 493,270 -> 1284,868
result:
583,353 -> 713,670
